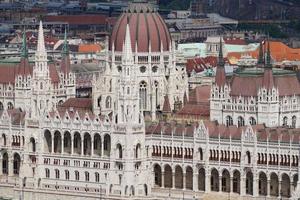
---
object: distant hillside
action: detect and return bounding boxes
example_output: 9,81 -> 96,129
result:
209,0 -> 300,20
159,0 -> 192,10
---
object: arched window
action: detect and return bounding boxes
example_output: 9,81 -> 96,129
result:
85,171 -> 89,182
199,148 -> 203,160
105,96 -> 112,109
75,171 -> 79,181
45,168 -> 50,178
154,81 -> 159,109
139,81 -> 147,110
238,116 -> 245,127
283,116 -> 288,126
292,116 -> 297,128
55,169 -> 60,179
95,172 -> 100,182
7,102 -> 13,110
226,116 -> 233,126
65,170 -> 69,180
97,96 -> 101,107
249,117 -> 256,125
135,144 -> 141,159
246,151 -> 251,164
117,144 -> 122,159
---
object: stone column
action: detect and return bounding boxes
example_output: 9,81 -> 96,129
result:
183,173 -> 186,190
51,134 -> 54,154
9,157 -> 13,176
61,136 -> 64,155
0,158 -> 2,176
172,172 -> 175,189
267,179 -> 270,197
253,176 -> 258,197
219,176 -> 222,192
101,140 -> 104,157
230,176 -> 233,194
91,137 -> 94,157
81,136 -> 84,156
205,174 -> 210,193
278,181 -> 282,198
161,172 -> 165,188
193,173 -> 198,191
240,177 -> 246,196
71,136 -> 74,155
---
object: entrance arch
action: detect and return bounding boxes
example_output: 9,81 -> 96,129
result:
222,169 -> 230,192
281,173 -> 290,197
259,172 -> 267,196
164,164 -> 172,188
233,170 -> 240,194
198,168 -> 205,191
175,165 -> 183,189
246,171 -> 253,195
270,173 -> 279,196
13,153 -> 21,175
211,168 -> 219,191
154,164 -> 162,187
186,166 -> 193,190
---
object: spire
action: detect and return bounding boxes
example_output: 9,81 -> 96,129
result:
37,21 -> 46,55
60,28 -> 71,75
122,23 -> 133,64
265,40 -> 272,68
62,28 -> 69,57
218,37 -> 225,67
20,29 -> 28,58
257,41 -> 264,66
215,36 -> 226,87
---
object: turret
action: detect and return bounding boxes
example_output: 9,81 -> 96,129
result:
215,37 -> 226,87
60,28 -> 70,75
116,22 -> 140,124
31,21 -> 52,118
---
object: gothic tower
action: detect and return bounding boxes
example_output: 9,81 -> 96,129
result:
31,21 -> 52,118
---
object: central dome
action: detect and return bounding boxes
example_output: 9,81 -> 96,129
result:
110,2 -> 171,53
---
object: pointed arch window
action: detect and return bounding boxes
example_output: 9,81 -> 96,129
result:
139,81 -> 147,110
226,116 -> 233,127
292,116 -> 297,128
238,116 -> 245,127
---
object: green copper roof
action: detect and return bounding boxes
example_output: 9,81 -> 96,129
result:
235,67 -> 296,77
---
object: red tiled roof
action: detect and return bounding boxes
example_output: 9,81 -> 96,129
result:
227,41 -> 300,62
60,98 -> 93,110
224,38 -> 247,45
162,95 -> 171,113
146,120 -> 300,142
44,15 -> 107,25
78,44 -> 102,53
185,56 -> 226,75
0,60 -> 63,84
176,85 -> 211,119
230,73 -> 300,97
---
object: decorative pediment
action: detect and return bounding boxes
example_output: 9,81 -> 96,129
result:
242,126 -> 256,142
197,120 -> 208,139
1,109 -> 10,123
73,111 -> 81,124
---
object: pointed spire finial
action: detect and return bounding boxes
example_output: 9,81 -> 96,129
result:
257,41 -> 264,66
266,38 -> 272,68
122,22 -> 133,63
37,21 -> 46,54
62,27 -> 69,57
20,28 -> 28,58
218,36 -> 225,67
